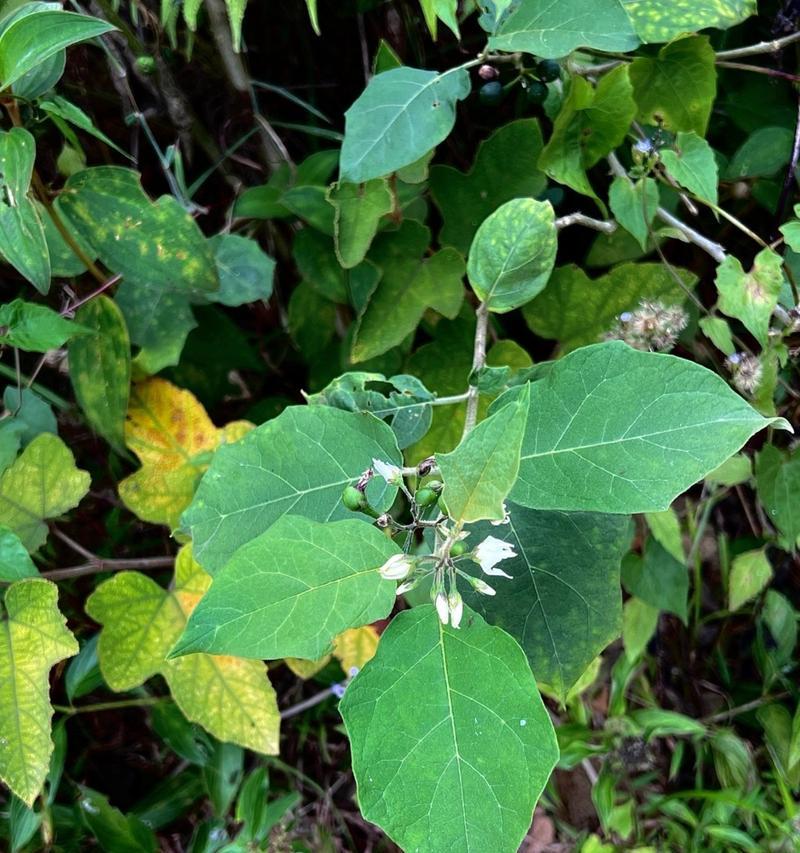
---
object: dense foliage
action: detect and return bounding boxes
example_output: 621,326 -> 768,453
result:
0,0 -> 799,851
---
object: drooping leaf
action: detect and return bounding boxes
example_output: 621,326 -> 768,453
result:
660,132 -> 718,206
182,405 -> 402,574
505,341 -> 788,514
0,433 -> 90,551
609,177 -> 660,250
430,119 -> 546,255
339,66 -> 471,183
539,67 -> 636,204
118,378 -> 252,530
729,548 -> 772,611
622,539 -> 688,622
208,233 -> 275,307
0,579 -> 78,805
437,385 -> 528,523
328,179 -> 394,269
622,0 -> 756,43
522,263 -> 696,353
39,95 -> 128,157
488,0 -> 639,57
0,525 -> 38,581
352,220 -> 464,362
756,444 -> 800,548
68,296 -> 131,453
715,248 -> 783,347
86,546 -> 280,755
466,199 -> 556,313
340,605 -> 559,853
629,36 -> 717,136
170,516 -> 398,661
462,504 -> 630,698
419,0 -> 459,39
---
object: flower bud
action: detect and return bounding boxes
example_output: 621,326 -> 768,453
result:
467,576 -> 496,596
417,456 -> 437,477
448,591 -> 463,628
342,485 -> 366,511
435,592 -> 449,625
378,553 -> 414,581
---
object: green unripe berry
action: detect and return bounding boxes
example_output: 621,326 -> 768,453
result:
342,485 -> 366,511
415,487 -> 439,508
525,80 -> 548,106
450,541 -> 468,557
135,55 -> 157,75
478,80 -> 504,106
535,59 -> 560,82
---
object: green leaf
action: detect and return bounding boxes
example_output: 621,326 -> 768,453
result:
77,785 -> 156,853
339,66 -> 471,183
622,539 -> 688,623
0,4 -> 66,100
622,0 -> 756,43
208,233 -> 275,307
706,453 -> 751,486
0,525 -> 38,581
68,296 -> 131,453
292,228 -> 347,303
39,95 -> 128,157
462,504 -> 630,698
86,546 -> 280,755
756,444 -> 800,547
303,0 -> 319,34
699,315 -> 736,356
466,198 -> 556,313
660,132 -> 718,206
352,220 -> 464,362
728,548 -> 772,611
170,516 -> 398,660
0,433 -> 90,551
430,119 -> 546,255
419,0 -> 459,39
645,508 -> 684,560
622,596 -> 659,662
182,405 -> 402,574
327,179 -> 394,269
609,176 -> 659,250
2,387 -> 56,446
0,579 -> 78,805
715,247 -> 783,346
224,0 -> 247,52
0,299 -> 86,352
0,10 -> 113,90
340,605 -> 559,853
539,67 -> 636,204
437,385 -> 528,523
0,127 -> 34,200
629,36 -> 716,136
506,341 -> 788,514
522,263 -> 696,353
727,126 -> 794,180
488,0 -> 639,57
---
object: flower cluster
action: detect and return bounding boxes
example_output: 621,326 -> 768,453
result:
606,300 -> 688,352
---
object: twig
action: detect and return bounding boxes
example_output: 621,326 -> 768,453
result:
555,212 -> 617,233
54,696 -> 167,715
715,31 -> 800,60
776,92 -> 800,237
462,303 -> 489,438
716,60 -> 800,83
280,686 -> 338,720
700,692 -> 790,725
60,274 -> 122,316
40,556 -> 175,581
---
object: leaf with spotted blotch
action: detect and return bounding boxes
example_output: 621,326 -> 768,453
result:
118,378 -> 252,530
462,504 -> 630,699
503,341 -> 789,514
622,0 -> 756,43
86,545 -> 280,755
340,605 -> 559,853
0,579 -> 78,806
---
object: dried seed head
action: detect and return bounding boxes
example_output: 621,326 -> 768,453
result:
725,352 -> 763,395
606,300 -> 688,352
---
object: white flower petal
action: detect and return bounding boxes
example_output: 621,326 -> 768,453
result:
448,592 -> 463,629
372,458 -> 402,484
378,553 -> 413,580
474,535 -> 516,575
435,593 -> 449,626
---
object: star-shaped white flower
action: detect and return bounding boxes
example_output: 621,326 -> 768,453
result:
473,535 -> 516,578
378,553 -> 414,580
372,458 -> 402,485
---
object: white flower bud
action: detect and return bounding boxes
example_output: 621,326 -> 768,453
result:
372,458 -> 403,485
378,553 -> 414,580
472,578 -> 496,596
474,535 -> 516,578
435,592 -> 449,625
448,591 -> 463,628
395,579 -> 417,596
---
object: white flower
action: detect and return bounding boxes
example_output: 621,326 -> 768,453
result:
396,579 -> 417,596
372,458 -> 403,485
435,592 -> 449,625
490,502 -> 510,526
474,535 -> 516,578
378,553 -> 414,580
448,592 -> 463,629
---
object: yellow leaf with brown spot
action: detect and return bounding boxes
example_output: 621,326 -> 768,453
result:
118,378 -> 253,529
333,625 -> 380,674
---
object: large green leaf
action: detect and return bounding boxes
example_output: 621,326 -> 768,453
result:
488,0 -> 639,57
339,66 -> 471,183
466,199 -> 556,313
0,433 -> 90,551
352,220 -> 464,362
86,546 -> 280,755
208,233 -> 275,307
170,516 -> 398,660
430,119 -> 546,255
0,526 -> 38,581
68,296 -> 131,453
182,405 -> 401,573
327,179 -> 394,269
462,504 -> 630,698
522,263 -> 696,353
505,341 -> 788,514
629,36 -> 716,136
0,299 -> 87,352
622,539 -> 688,622
0,579 -> 78,805
622,0 -> 756,43
0,10 -> 113,89
756,445 -> 800,549
608,177 -> 660,251
660,132 -> 719,206
437,385 -> 528,523
340,605 -> 559,853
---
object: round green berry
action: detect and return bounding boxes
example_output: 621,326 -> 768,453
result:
525,80 -> 548,106
415,487 -> 439,508
135,55 -> 157,75
450,541 -> 468,557
535,59 -> 561,82
478,80 -> 504,106
341,485 -> 366,511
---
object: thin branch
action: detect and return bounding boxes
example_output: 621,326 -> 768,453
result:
715,30 -> 800,60
462,303 -> 489,438
280,686 -> 339,720
60,274 -> 122,316
54,696 -> 167,715
716,60 -> 800,83
700,692 -> 790,725
555,212 -> 618,233
40,556 -> 175,581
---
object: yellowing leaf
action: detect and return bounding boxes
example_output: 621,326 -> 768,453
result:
0,433 -> 90,551
118,378 -> 252,529
285,656 -> 331,679
86,545 -> 279,755
333,625 -> 380,674
0,579 -> 78,805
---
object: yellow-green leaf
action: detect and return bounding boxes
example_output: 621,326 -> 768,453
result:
0,433 -> 90,551
0,579 -> 78,805
333,625 -> 380,673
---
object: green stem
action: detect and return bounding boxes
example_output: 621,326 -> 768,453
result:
53,696 -> 167,715
0,362 -> 70,410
